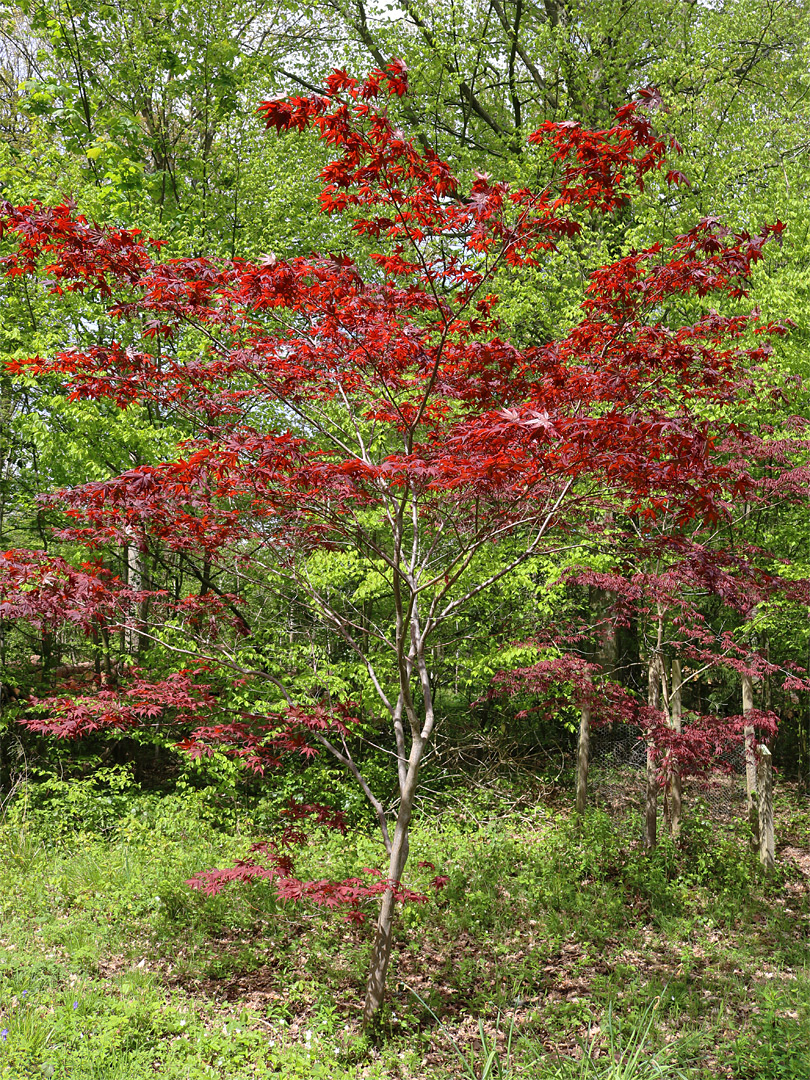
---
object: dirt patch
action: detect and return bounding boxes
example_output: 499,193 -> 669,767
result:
781,845 -> 810,878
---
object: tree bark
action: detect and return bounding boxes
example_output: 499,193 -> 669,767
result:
0,368 -> 12,547
124,530 -> 143,656
362,737 -> 423,1027
579,575 -> 615,816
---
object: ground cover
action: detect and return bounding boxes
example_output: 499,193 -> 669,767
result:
0,773 -> 807,1079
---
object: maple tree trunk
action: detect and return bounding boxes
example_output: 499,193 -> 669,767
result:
574,581 -> 615,817
576,701 -> 591,814
124,533 -> 143,656
742,672 -> 759,846
40,630 -> 54,676
362,739 -> 422,1028
99,625 -> 115,685
589,582 -> 619,673
0,369 -> 10,546
669,658 -> 683,839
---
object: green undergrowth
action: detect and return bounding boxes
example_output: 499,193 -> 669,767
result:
0,772 -> 807,1079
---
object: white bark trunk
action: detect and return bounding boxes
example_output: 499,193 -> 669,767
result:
362,738 -> 423,1027
124,533 -> 142,655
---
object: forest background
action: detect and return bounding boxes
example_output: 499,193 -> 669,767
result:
0,1 -> 809,1078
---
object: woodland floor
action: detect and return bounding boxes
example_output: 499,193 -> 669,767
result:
0,770 -> 807,1079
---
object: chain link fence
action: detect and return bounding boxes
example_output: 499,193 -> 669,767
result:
588,724 -> 747,822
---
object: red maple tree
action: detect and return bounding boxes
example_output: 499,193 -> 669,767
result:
0,61 -> 803,1021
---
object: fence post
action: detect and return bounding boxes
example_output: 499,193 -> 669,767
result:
742,673 -> 759,846
644,652 -> 662,851
756,746 -> 775,870
576,701 -> 591,814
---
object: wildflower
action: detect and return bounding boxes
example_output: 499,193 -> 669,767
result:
72,1001 -> 78,1010
1,1029 -> 8,1041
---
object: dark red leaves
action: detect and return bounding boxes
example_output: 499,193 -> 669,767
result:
490,654 -> 637,728
0,550 -> 129,631
646,710 -> 780,785
187,803 -> 426,921
665,170 -> 691,188
256,99 -> 294,132
0,200 -> 153,296
22,670 -> 215,738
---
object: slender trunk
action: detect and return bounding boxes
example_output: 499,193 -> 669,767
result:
576,701 -> 591,814
41,630 -> 54,676
742,672 -> 758,846
363,557 -> 437,1027
91,626 -> 101,680
578,577 -> 615,816
669,658 -> 683,839
0,368 -> 12,547
99,625 -> 114,684
199,556 -> 211,597
124,536 -> 142,655
362,737 -> 423,1027
589,583 -> 618,673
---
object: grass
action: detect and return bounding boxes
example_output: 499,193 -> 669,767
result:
0,770 -> 807,1079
